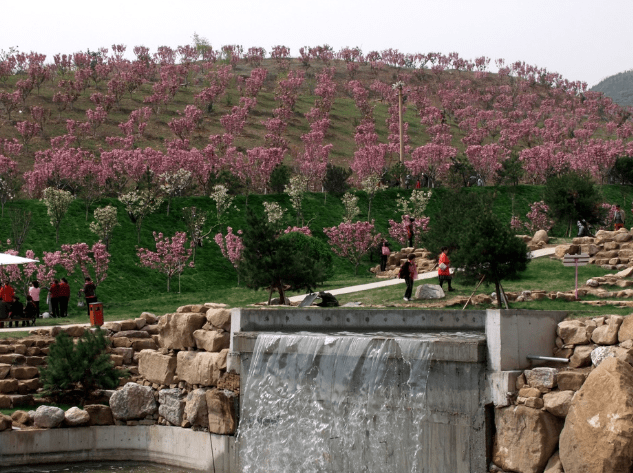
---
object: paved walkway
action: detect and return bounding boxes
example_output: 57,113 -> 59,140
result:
0,248 -> 557,333
288,247 -> 556,303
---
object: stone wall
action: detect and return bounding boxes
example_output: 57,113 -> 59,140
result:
491,312 -> 633,473
0,302 -> 240,438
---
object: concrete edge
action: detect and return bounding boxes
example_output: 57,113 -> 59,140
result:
0,425 -> 236,473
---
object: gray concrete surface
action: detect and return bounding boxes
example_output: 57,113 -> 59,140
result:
0,425 -> 236,472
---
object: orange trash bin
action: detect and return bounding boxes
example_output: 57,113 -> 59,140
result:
89,302 -> 104,327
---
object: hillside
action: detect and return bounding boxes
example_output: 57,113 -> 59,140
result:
591,70 -> 633,108
0,44 -> 631,201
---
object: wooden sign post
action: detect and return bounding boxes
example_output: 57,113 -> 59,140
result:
562,253 -> 590,299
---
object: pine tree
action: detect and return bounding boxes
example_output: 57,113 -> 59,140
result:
40,328 -> 126,404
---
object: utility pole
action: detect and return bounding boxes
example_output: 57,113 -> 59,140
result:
392,81 -> 405,186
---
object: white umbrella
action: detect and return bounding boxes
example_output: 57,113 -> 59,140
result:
0,253 -> 38,265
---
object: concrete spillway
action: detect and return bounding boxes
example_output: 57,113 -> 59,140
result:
230,308 -> 567,473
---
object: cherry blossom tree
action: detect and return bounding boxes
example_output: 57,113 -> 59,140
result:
0,154 -> 21,217
60,242 -> 110,287
137,232 -> 193,292
214,227 -> 244,283
324,220 -> 381,275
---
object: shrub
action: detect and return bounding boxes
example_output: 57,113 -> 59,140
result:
39,328 -> 126,404
323,164 -> 352,195
269,164 -> 291,193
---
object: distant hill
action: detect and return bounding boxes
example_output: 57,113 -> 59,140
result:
591,70 -> 633,108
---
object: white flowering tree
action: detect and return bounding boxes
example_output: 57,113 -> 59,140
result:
342,192 -> 360,223
159,169 -> 193,216
89,205 -> 120,250
285,175 -> 308,226
118,190 -> 163,245
42,187 -> 75,243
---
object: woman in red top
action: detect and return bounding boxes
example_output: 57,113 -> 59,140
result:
58,278 -> 70,317
49,279 -> 61,318
438,247 -> 454,292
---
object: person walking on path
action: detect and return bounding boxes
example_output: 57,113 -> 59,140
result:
406,216 -> 414,248
29,281 -> 40,317
379,239 -> 391,272
401,253 -> 418,301
58,278 -> 70,317
49,279 -> 61,318
615,205 -> 626,231
438,246 -> 454,292
80,277 -> 97,316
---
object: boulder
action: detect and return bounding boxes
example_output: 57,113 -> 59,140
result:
0,413 -> 11,431
131,339 -> 158,351
557,372 -> 586,391
158,388 -> 185,426
206,308 -> 232,331
206,388 -> 237,435
134,318 -> 146,329
525,397 -> 544,409
11,410 -> 32,425
414,284 -> 445,300
555,245 -> 572,259
204,303 -> 229,309
533,230 -> 549,244
0,379 -> 18,394
119,319 -> 138,331
111,347 -> 134,365
591,346 -> 617,367
560,357 -> 633,473
569,345 -> 594,368
0,363 -> 10,379
64,406 -> 90,426
492,405 -> 563,473
544,452 -> 563,473
34,405 -> 65,428
138,350 -> 176,385
176,351 -> 226,386
10,366 -> 39,380
618,314 -> 633,342
84,404 -> 114,425
140,312 -> 159,324
61,325 -> 85,337
184,388 -> 209,428
159,312 -> 207,350
591,315 -> 624,345
616,232 -> 633,243
557,320 -> 595,345
525,367 -> 558,391
109,383 -> 157,420
0,394 -> 10,408
103,322 -> 121,332
193,330 -> 230,352
111,330 -> 150,339
543,390 -> 574,418
177,304 -> 208,313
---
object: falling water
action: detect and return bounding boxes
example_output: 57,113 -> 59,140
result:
237,332 -> 434,473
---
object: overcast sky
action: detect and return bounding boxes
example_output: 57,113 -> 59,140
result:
3,0 -> 631,87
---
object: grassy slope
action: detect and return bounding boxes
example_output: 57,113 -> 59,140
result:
1,184 -> 633,323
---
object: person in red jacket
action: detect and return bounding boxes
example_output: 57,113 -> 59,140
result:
49,279 -> 61,318
0,281 -> 15,327
438,247 -> 454,292
58,278 -> 70,317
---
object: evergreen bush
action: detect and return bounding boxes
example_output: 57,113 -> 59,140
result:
39,328 -> 126,404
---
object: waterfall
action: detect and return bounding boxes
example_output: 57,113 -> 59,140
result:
237,333 -> 434,473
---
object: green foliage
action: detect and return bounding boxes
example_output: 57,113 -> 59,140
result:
323,164 -> 352,195
382,162 -> 406,188
238,210 -> 332,302
496,153 -> 525,186
269,164 -> 292,194
280,231 -> 335,281
610,156 -> 633,185
423,190 -> 530,305
544,171 -> 603,233
39,328 -> 126,403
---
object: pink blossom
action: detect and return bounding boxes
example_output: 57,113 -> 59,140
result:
137,232 -> 192,292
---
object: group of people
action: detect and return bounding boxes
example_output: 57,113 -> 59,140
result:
380,239 -> 454,302
0,276 -> 99,328
0,281 -> 38,328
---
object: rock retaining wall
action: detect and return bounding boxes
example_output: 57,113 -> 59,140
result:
491,312 -> 633,473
